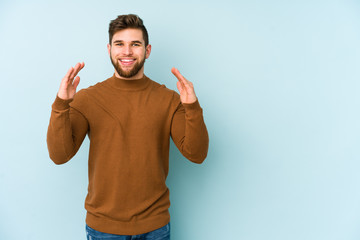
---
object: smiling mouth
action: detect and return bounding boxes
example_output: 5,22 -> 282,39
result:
119,58 -> 136,66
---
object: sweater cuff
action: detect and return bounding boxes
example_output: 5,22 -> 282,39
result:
182,99 -> 202,111
52,95 -> 73,111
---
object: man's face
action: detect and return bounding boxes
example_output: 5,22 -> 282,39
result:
107,28 -> 151,79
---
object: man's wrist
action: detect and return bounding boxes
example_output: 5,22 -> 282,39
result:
52,95 -> 73,111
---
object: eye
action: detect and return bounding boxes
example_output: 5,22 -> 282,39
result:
132,43 -> 140,47
115,43 -> 124,46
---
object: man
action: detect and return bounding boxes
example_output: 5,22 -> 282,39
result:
47,14 -> 209,239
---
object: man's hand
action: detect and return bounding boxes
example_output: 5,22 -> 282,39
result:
171,67 -> 197,104
57,62 -> 85,100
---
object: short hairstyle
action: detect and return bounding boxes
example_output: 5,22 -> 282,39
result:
108,14 -> 149,47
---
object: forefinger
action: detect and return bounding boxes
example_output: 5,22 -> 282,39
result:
64,66 -> 74,80
69,62 -> 84,80
171,67 -> 188,84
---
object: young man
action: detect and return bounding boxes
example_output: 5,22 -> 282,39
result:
47,14 -> 209,239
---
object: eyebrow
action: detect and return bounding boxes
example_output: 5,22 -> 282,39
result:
113,40 -> 143,45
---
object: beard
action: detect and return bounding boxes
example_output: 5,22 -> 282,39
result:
110,53 -> 146,78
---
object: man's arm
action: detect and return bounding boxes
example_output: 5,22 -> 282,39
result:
46,62 -> 88,164
170,68 -> 209,164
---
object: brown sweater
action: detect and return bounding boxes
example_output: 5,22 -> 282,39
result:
47,74 -> 209,235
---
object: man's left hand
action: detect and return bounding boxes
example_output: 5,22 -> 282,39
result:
171,67 -> 197,104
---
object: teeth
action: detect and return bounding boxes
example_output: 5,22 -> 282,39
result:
121,59 -> 134,62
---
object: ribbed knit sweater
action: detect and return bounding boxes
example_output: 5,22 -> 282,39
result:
46,74 -> 209,235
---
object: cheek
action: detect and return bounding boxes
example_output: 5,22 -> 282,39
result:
111,51 -> 121,60
140,50 -> 148,59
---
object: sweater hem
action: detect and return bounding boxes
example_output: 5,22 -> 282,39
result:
85,210 -> 170,235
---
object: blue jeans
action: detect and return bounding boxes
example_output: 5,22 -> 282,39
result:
86,223 -> 170,240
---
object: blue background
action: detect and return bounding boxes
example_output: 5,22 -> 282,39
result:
1,0 -> 360,239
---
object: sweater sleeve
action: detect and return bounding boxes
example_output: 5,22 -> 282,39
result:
46,93 -> 89,165
170,94 -> 209,164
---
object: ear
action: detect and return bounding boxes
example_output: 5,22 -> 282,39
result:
145,44 -> 152,59
107,43 -> 111,56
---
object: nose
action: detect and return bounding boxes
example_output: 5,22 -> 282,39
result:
123,45 -> 133,55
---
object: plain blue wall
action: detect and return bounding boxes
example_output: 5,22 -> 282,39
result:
1,0 -> 360,239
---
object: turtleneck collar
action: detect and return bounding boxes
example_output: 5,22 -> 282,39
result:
106,73 -> 151,91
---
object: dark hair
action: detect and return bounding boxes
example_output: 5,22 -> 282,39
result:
108,14 -> 149,46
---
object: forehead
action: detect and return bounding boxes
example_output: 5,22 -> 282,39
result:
112,28 -> 144,43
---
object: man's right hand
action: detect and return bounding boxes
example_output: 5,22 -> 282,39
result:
57,62 -> 85,100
